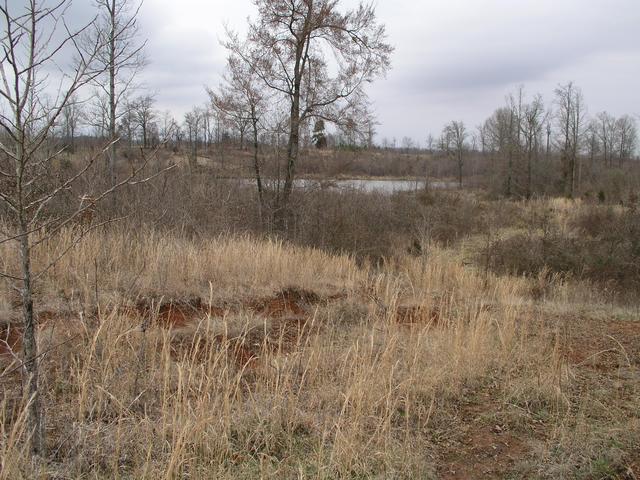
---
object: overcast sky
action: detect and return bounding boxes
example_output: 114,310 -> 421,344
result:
69,0 -> 640,145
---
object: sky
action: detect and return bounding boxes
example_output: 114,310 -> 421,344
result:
39,0 -> 640,145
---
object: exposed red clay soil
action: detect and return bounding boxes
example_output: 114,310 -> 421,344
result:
440,421 -> 529,480
250,287 -> 321,318
130,296 -> 227,328
132,287 -> 325,330
166,288 -> 326,367
2,288 -> 331,365
0,311 -> 74,358
169,316 -> 314,367
0,323 -> 22,357
437,312 -> 640,479
561,317 -> 640,371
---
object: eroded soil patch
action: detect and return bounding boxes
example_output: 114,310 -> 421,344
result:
561,316 -> 640,371
437,310 -> 640,479
164,288 -> 328,367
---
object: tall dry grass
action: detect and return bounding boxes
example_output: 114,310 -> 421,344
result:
0,226 -> 568,479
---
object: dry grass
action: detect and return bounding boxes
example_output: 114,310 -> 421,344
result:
0,201 -> 638,478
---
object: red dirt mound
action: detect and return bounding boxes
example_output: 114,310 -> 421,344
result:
133,296 -> 226,328
251,287 -> 320,318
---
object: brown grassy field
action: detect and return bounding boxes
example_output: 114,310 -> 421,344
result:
0,196 -> 639,479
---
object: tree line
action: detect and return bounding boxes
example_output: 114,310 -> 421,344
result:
433,84 -> 638,198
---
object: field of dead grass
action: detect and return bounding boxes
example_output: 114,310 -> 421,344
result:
0,211 -> 638,478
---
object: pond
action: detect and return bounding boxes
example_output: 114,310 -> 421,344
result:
239,178 -> 457,193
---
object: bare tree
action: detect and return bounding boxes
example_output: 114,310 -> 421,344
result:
61,94 -> 84,153
87,91 -> 111,138
131,94 -> 156,148
485,106 -> 518,196
615,115 -> 637,166
442,121 -> 468,188
586,120 -> 601,166
476,124 -> 488,155
159,110 -> 178,149
209,50 -> 268,217
84,0 -> 146,186
0,0 -> 106,456
229,0 -> 393,218
520,94 -> 546,198
184,107 -> 203,171
555,82 -> 586,198
0,0 -> 169,457
594,111 -> 617,168
426,133 -> 435,153
119,98 -> 137,146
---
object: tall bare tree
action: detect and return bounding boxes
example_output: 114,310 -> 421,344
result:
0,0 -> 169,457
594,111 -> 617,168
131,94 -> 156,148
184,107 -> 203,171
615,115 -> 637,166
61,93 -> 84,153
209,50 -> 268,217
520,94 -> 546,198
442,121 -> 468,188
0,0 -> 106,456
229,0 -> 393,218
84,0 -> 146,186
159,110 -> 178,149
555,82 -> 586,198
485,106 -> 518,196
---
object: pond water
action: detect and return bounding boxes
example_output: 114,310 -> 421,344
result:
240,178 -> 457,193
306,179 -> 456,193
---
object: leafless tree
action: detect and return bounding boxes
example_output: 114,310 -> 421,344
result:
87,91 -> 111,138
426,133 -> 435,153
119,98 -> 137,146
61,93 -> 84,153
476,124 -> 488,155
615,115 -> 637,166
159,110 -> 178,149
401,136 -> 414,152
555,82 -> 586,198
594,111 -> 617,168
0,0 -> 106,456
84,0 -> 146,186
0,0 -> 169,457
586,120 -> 601,166
228,0 -> 393,219
208,49 -> 269,216
184,107 -> 204,171
131,94 -> 156,148
442,121 -> 468,188
485,106 -> 518,196
520,94 -> 546,198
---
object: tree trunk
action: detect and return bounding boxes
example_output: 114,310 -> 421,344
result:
15,112 -> 44,457
189,131 -> 198,172
19,220 -> 44,456
108,0 -> 117,188
527,147 -> 532,199
283,97 -> 300,209
252,114 -> 264,224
